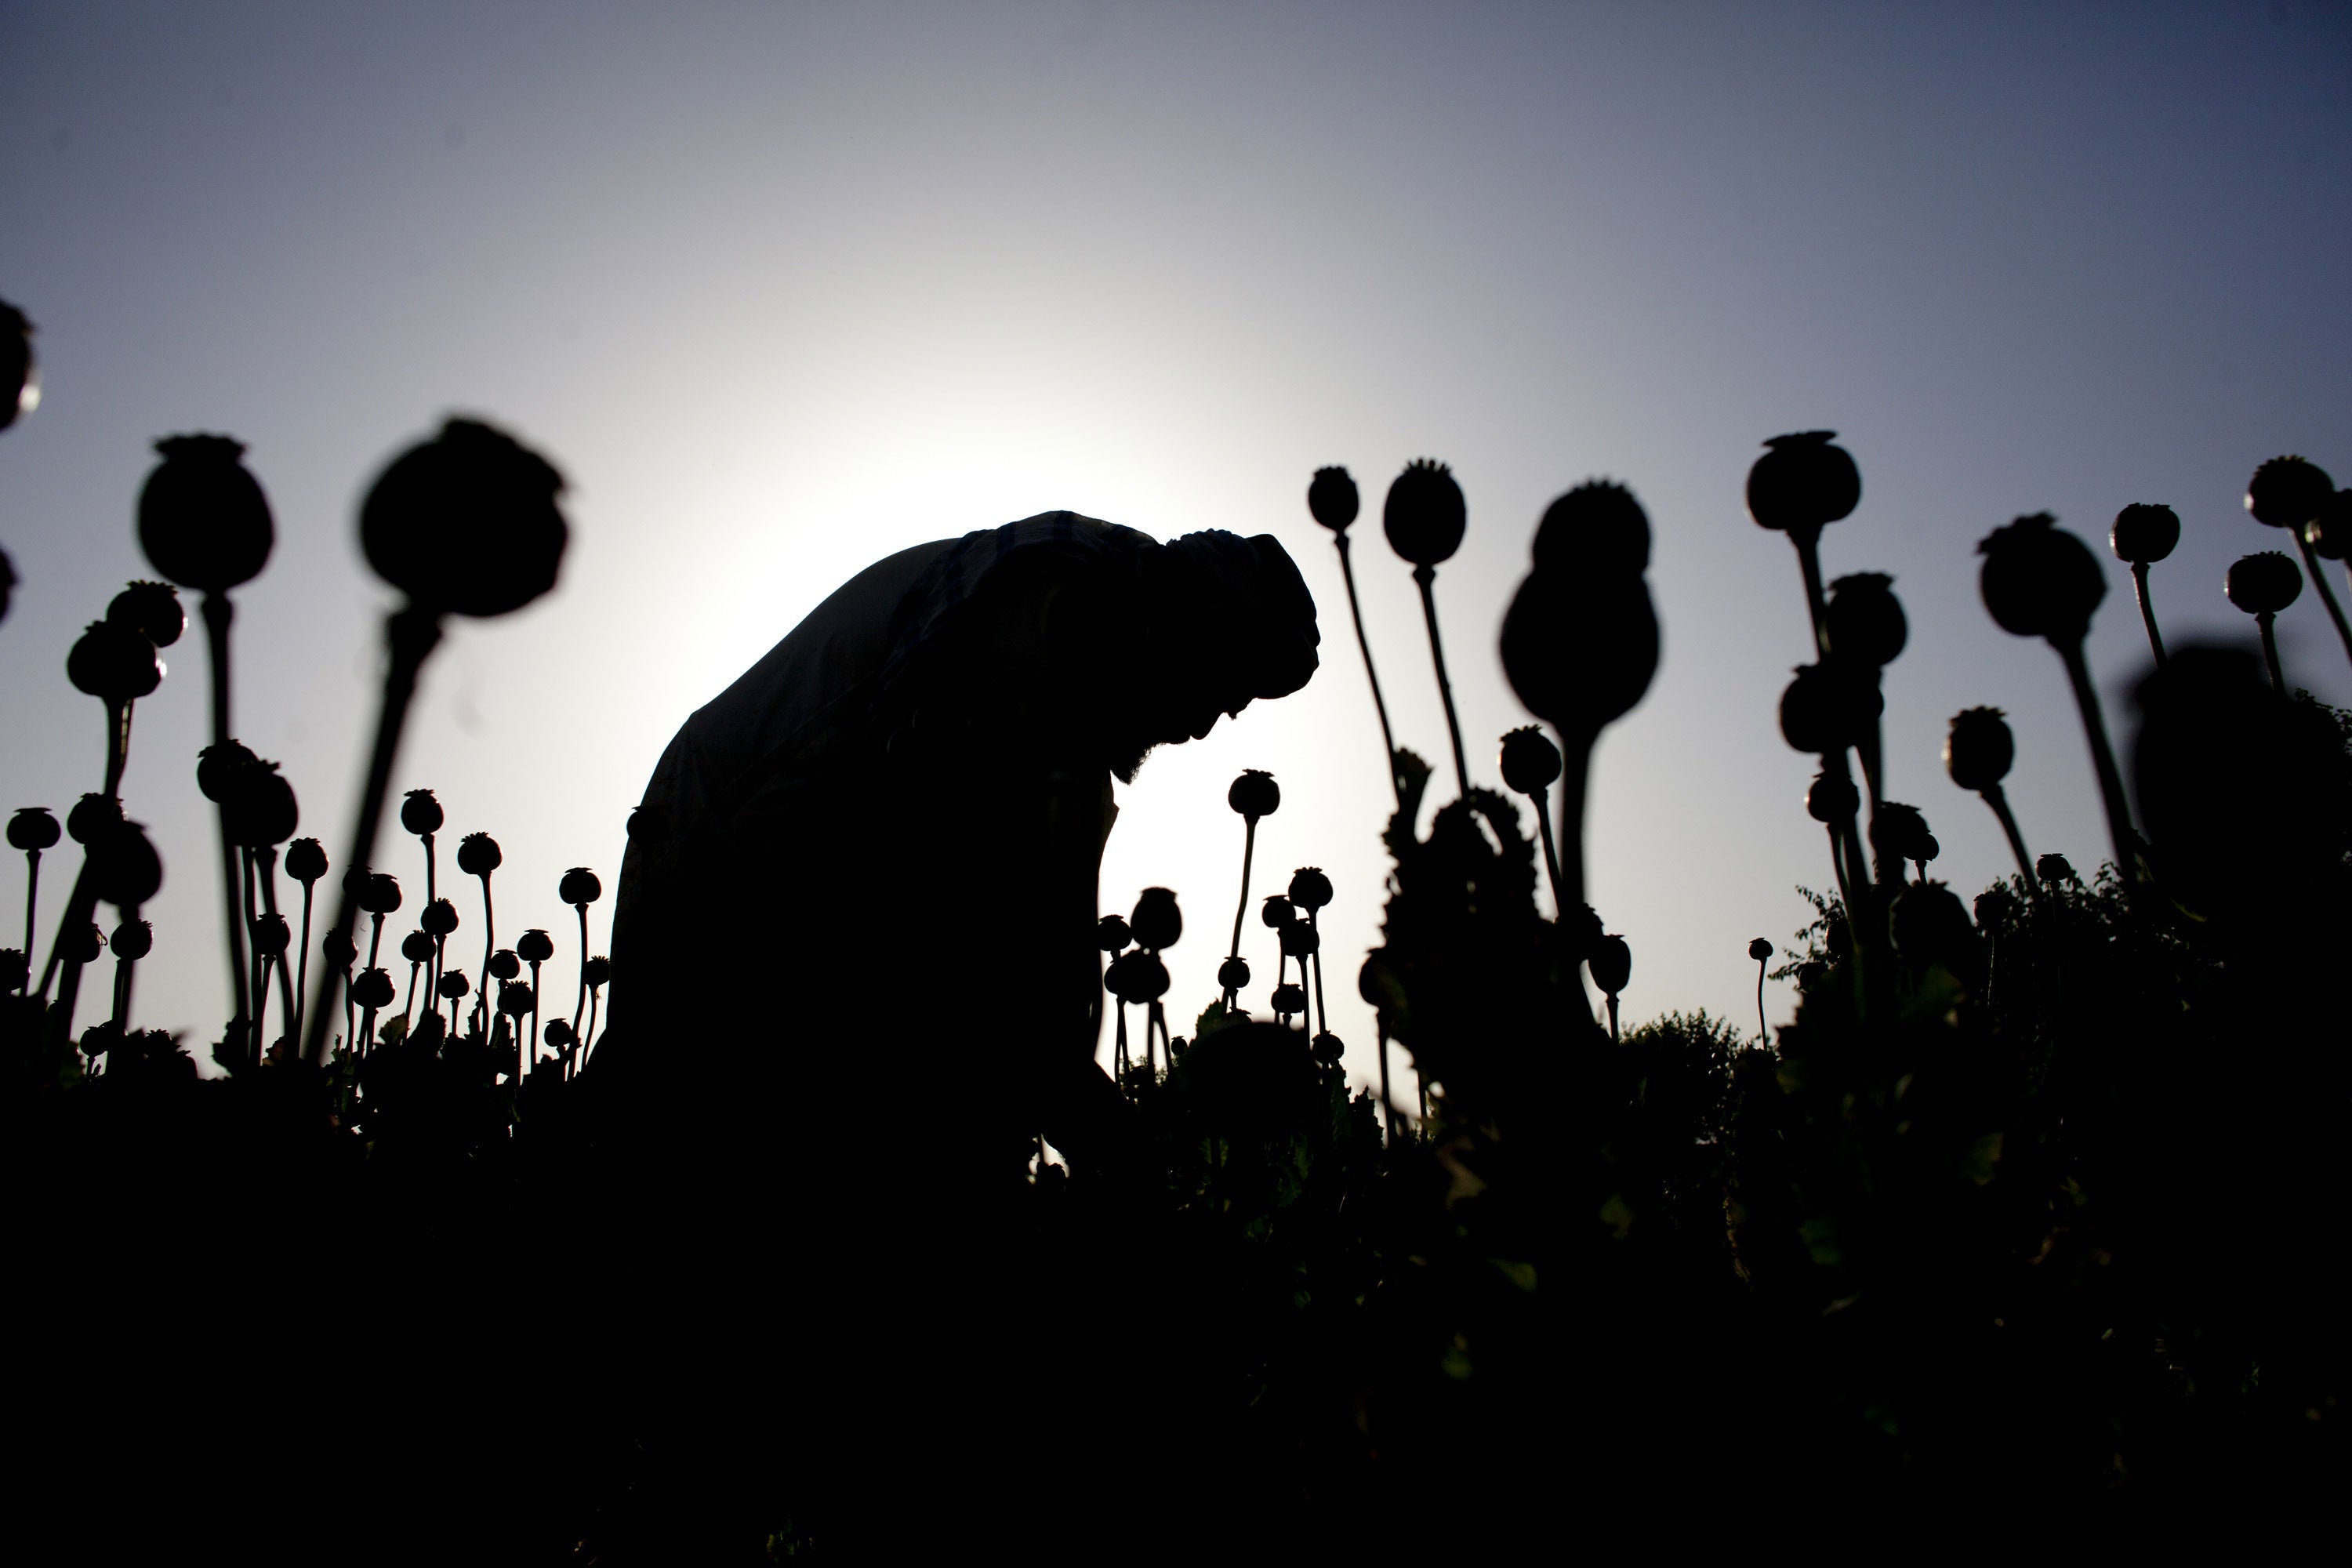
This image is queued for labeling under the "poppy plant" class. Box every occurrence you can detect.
[2245,456,2351,667]
[2110,503,2180,667]
[1308,466,1403,806]
[1385,459,1473,796]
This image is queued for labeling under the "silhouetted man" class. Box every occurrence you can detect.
[587,511,1316,1552]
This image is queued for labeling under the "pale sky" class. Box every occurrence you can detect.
[4,2,2348,1092]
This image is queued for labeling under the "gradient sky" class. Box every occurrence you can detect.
[4,1,2348,1095]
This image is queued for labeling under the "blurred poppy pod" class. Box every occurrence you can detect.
[1227,770,1279,818]
[350,967,395,1009]
[1868,801,1935,868]
[1105,949,1169,1004]
[2245,456,2335,531]
[2036,852,2077,884]
[2,299,33,430]
[67,793,122,845]
[60,924,106,966]
[436,970,470,1001]
[1780,660,1882,756]
[1130,887,1181,950]
[249,914,290,956]
[1383,459,1467,566]
[2111,503,2180,565]
[1806,768,1860,824]
[559,867,602,906]
[1498,726,1563,793]
[1217,955,1250,991]
[456,832,501,877]
[1307,466,1359,533]
[401,930,437,965]
[284,837,327,884]
[106,581,186,648]
[89,822,162,909]
[1944,708,2015,792]
[1500,570,1660,739]
[1096,914,1131,953]
[1588,935,1632,996]
[109,920,152,962]
[1824,573,1907,667]
[498,979,533,1016]
[516,928,554,964]
[221,762,299,848]
[67,621,162,704]
[8,808,60,852]
[323,928,360,968]
[2307,490,2350,560]
[1310,1031,1344,1065]
[488,949,521,982]
[419,898,459,937]
[1978,513,2107,643]
[401,789,444,837]
[137,435,275,592]
[1748,937,1773,962]
[1261,895,1296,928]
[0,949,24,993]
[1746,432,1860,535]
[581,955,612,988]
[543,1019,575,1048]
[626,805,667,844]
[361,418,568,618]
[1287,866,1333,911]
[1890,881,1976,974]
[2226,551,2302,615]
[196,740,261,803]
[1271,981,1308,1014]
[1279,920,1320,959]
[1532,481,1651,579]
[358,873,402,916]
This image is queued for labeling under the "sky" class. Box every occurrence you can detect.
[3,1,2349,1098]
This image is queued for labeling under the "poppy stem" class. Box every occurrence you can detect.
[2129,561,2168,668]
[1791,528,1831,659]
[102,699,128,799]
[583,987,602,1062]
[474,874,495,1038]
[1606,993,1619,1045]
[1412,564,1471,797]
[1308,910,1328,1041]
[291,881,314,1047]
[420,833,437,997]
[1227,816,1258,966]
[201,591,252,1057]
[1526,787,1564,915]
[22,848,41,984]
[2055,639,2138,879]
[401,960,421,1036]
[572,903,590,1040]
[1334,535,1404,808]
[2256,611,2288,695]
[1113,1000,1128,1082]
[1980,783,2041,898]
[527,960,543,1076]
[2292,530,2352,669]
[303,604,444,1068]
[1754,956,1769,1046]
[1376,1025,1394,1146]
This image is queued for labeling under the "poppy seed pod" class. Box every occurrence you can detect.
[1307,466,1359,533]
[1588,935,1632,997]
[1271,981,1308,1014]
[1261,895,1296,929]
[2226,551,2303,615]
[2111,504,2181,565]
[1944,707,2016,792]
[196,740,260,803]
[8,808,60,852]
[543,1019,575,1048]
[358,873,402,916]
[67,621,162,704]
[456,832,501,877]
[1311,1031,1344,1066]
[110,920,153,961]
[0,949,25,992]
[350,967,395,1010]
[1748,937,1773,962]
[581,955,612,988]
[1978,513,2107,644]
[67,793,122,845]
[2037,852,2076,884]
[488,949,521,982]
[1227,770,1279,819]
[419,898,459,937]
[1823,573,1907,667]
[1383,459,1468,566]
[284,837,327,884]
[400,789,443,837]
[1746,431,1860,535]
[106,581,186,648]
[1287,867,1333,911]
[1130,887,1181,951]
[1532,481,1651,579]
[516,928,554,964]
[1497,726,1563,793]
[1279,920,1321,959]
[2307,490,2350,560]
[1869,801,1936,868]
[2245,456,2335,531]
[361,418,568,618]
[1217,955,1250,991]
[60,924,106,966]
[401,930,437,965]
[1890,881,1976,972]
[1105,949,1169,1004]
[221,763,299,848]
[1779,659,1882,756]
[1806,769,1860,825]
[436,970,470,1001]
[1096,915,1131,953]
[498,979,533,1017]
[137,435,275,593]
[249,913,290,956]
[559,867,602,906]
[323,928,359,969]
[1500,568,1660,736]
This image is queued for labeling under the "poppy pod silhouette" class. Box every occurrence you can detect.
[2247,456,2352,666]
[106,580,185,649]
[2111,503,2180,666]
[458,832,501,1029]
[1944,707,2036,893]
[1588,932,1632,1042]
[2227,550,2304,693]
[1823,572,1905,811]
[401,790,444,981]
[67,619,161,799]
[1497,726,1565,909]
[1748,431,1860,654]
[560,866,601,1036]
[1748,937,1773,1042]
[283,836,326,1042]
[1223,771,1277,1003]
[516,926,554,1062]
[1385,459,1475,795]
[1307,466,1401,804]
[9,807,60,975]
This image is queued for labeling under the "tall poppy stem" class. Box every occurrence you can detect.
[474,874,495,1037]
[1528,787,1563,913]
[1308,910,1328,1040]
[1792,528,1831,657]
[2292,530,2352,668]
[1376,1025,1395,1146]
[1334,535,1403,808]
[201,591,252,1050]
[2129,561,2168,668]
[1412,564,1471,797]
[21,848,42,982]
[1754,956,1769,1046]
[1225,815,1258,985]
[2056,640,2138,878]
[303,604,444,1068]
[292,880,315,1047]
[1980,783,2041,897]
[1555,729,1597,1019]
[572,903,590,1040]
[2256,612,2288,695]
